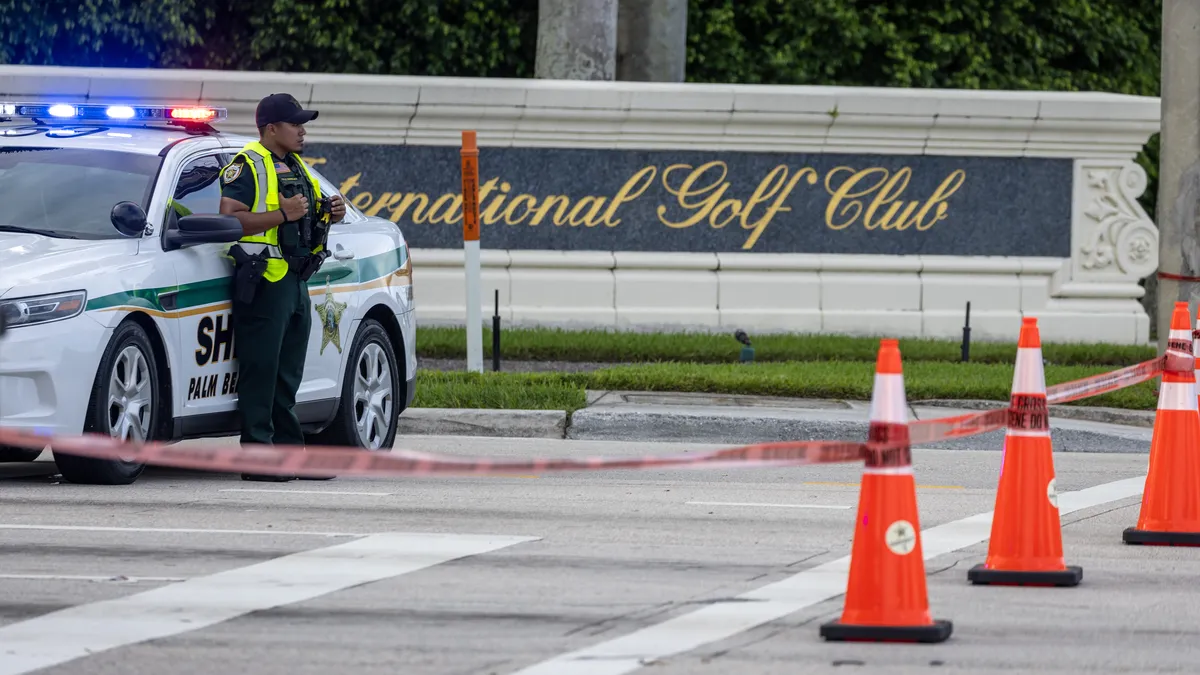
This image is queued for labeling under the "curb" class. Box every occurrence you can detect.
[397,408,567,439]
[913,399,1156,429]
[563,407,1152,454]
[398,401,1155,454]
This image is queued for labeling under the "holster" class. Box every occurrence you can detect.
[229,244,269,305]
[294,250,331,282]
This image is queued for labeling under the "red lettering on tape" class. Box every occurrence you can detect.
[1169,338,1193,356]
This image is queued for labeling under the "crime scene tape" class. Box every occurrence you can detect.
[0,423,874,478]
[0,353,1185,479]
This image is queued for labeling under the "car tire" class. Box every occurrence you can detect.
[0,446,43,462]
[53,320,159,485]
[307,318,401,451]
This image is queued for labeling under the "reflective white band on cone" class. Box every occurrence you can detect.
[868,373,908,425]
[1012,346,1047,396]
[1007,428,1051,439]
[863,466,915,476]
[1159,381,1199,412]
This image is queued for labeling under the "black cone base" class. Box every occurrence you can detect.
[819,618,952,643]
[967,563,1082,587]
[241,473,295,482]
[1123,527,1200,546]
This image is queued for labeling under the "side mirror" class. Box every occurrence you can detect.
[164,214,245,251]
[111,201,148,238]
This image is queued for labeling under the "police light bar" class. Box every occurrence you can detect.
[0,102,227,125]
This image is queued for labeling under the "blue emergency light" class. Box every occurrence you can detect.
[0,102,227,126]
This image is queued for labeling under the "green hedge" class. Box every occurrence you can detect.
[0,0,1162,213]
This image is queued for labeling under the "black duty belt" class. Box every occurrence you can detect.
[285,254,311,274]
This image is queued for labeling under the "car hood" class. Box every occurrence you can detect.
[0,233,135,297]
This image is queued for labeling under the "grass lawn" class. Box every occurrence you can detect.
[412,360,1159,413]
[417,326,1158,367]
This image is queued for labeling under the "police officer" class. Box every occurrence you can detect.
[219,93,346,481]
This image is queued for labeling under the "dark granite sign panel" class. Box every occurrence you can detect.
[301,143,1073,257]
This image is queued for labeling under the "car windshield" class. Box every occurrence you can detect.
[0,146,161,240]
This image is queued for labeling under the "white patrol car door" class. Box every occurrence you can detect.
[161,150,242,421]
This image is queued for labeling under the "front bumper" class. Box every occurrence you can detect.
[0,315,105,438]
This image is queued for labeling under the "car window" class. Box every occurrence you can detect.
[168,153,225,221]
[0,146,160,240]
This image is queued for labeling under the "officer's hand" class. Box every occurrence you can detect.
[281,193,308,221]
[330,195,347,221]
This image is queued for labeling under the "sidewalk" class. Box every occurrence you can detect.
[397,390,1156,454]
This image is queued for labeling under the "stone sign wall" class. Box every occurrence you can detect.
[305,143,1074,258]
[0,64,1163,342]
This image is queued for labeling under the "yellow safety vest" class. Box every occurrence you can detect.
[225,141,324,283]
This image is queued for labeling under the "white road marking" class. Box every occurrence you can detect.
[0,524,359,537]
[0,574,186,583]
[0,531,538,675]
[686,501,851,510]
[219,488,393,496]
[512,475,1147,675]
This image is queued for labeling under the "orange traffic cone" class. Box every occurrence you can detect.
[967,317,1082,586]
[1124,301,1200,545]
[820,339,953,644]
[1194,311,1200,413]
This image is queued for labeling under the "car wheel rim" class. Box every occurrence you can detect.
[353,342,393,450]
[107,345,152,454]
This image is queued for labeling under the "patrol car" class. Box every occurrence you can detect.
[0,101,417,485]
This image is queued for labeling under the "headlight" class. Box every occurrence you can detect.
[0,291,87,329]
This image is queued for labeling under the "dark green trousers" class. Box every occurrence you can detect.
[232,269,311,446]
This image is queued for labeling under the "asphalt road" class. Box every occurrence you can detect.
[0,434,1195,675]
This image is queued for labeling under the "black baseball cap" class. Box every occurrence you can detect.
[255,93,319,127]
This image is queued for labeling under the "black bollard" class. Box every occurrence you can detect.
[492,289,501,372]
[961,301,971,362]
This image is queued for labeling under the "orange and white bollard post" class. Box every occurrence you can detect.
[460,130,483,373]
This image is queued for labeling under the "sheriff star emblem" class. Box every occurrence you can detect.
[221,162,242,184]
[315,282,347,355]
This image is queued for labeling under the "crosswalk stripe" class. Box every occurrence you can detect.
[0,531,538,675]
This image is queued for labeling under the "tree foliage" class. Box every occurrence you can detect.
[0,0,203,68]
[167,0,541,77]
[4,0,1156,97]
[686,0,1159,96]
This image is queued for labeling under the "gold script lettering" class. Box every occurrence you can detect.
[824,167,891,231]
[311,154,966,246]
[915,170,966,231]
[740,165,819,249]
[824,166,965,232]
[600,166,656,227]
[657,161,740,230]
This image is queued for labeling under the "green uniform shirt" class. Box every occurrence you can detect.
[220,151,319,256]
